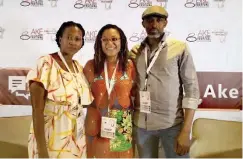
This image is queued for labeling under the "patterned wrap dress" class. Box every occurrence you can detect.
[26,53,93,158]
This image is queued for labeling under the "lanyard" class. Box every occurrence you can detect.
[144,41,166,90]
[104,60,119,112]
[57,52,82,104]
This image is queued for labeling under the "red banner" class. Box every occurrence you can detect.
[0,68,30,105]
[0,68,242,109]
[197,72,242,109]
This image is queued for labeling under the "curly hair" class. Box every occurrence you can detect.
[55,21,85,48]
[94,24,129,75]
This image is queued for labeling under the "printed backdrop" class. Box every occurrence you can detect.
[0,0,242,109]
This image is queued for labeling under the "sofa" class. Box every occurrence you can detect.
[0,116,32,158]
[190,118,242,158]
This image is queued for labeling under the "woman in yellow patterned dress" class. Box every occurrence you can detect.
[26,21,93,158]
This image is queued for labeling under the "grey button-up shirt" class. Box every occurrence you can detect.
[133,36,200,130]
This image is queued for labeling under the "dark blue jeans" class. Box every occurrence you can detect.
[133,123,189,158]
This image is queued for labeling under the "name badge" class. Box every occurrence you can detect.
[139,91,151,113]
[101,117,117,139]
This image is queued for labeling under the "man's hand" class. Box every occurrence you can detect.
[174,131,191,156]
[128,44,140,60]
[174,108,195,156]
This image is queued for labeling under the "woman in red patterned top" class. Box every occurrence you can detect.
[83,24,136,158]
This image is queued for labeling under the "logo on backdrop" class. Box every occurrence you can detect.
[47,0,58,7]
[203,84,239,99]
[0,0,3,6]
[213,0,226,8]
[128,0,152,8]
[20,0,58,7]
[154,0,168,8]
[184,0,209,8]
[0,27,5,39]
[184,0,225,8]
[84,30,98,43]
[129,30,147,42]
[74,0,97,9]
[128,0,168,8]
[129,30,170,42]
[100,0,113,10]
[186,29,227,43]
[20,28,56,41]
[212,29,228,43]
[8,76,30,100]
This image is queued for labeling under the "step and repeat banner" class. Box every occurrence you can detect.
[0,0,242,109]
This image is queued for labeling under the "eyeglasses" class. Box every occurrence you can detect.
[101,37,120,43]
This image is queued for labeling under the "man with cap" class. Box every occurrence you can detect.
[130,5,200,158]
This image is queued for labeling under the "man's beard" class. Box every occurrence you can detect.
[147,34,161,38]
[147,29,163,39]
